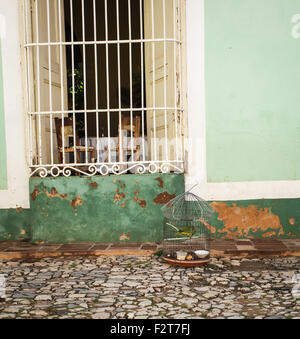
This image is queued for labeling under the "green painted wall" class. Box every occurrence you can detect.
[0,208,31,241]
[0,174,298,242]
[205,0,300,182]
[0,40,7,190]
[29,174,184,243]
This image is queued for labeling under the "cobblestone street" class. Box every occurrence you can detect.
[0,255,299,319]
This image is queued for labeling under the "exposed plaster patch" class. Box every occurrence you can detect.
[119,232,130,241]
[289,218,295,225]
[262,231,276,238]
[153,191,176,205]
[44,187,68,199]
[133,190,146,208]
[89,181,98,189]
[155,177,164,188]
[70,195,83,212]
[210,202,284,238]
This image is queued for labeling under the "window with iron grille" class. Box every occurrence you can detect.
[22,0,185,177]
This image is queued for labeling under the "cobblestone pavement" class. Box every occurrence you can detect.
[0,255,299,319]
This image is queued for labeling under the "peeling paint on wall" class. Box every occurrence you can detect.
[44,187,67,199]
[89,181,98,189]
[30,188,41,201]
[289,218,295,225]
[70,195,83,212]
[210,202,284,238]
[155,177,164,188]
[133,190,146,208]
[113,189,126,204]
[119,232,130,241]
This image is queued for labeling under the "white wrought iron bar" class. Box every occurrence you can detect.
[163,0,168,162]
[82,0,88,163]
[46,0,54,165]
[128,0,134,158]
[24,38,181,47]
[58,0,65,164]
[173,0,179,162]
[105,0,111,163]
[140,0,145,162]
[34,0,42,165]
[28,107,184,115]
[151,0,157,161]
[93,0,100,163]
[70,0,77,163]
[116,0,123,163]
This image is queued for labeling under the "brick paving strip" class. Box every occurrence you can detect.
[0,239,299,260]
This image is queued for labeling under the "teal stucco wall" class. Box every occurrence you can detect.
[205,0,300,182]
[0,174,299,242]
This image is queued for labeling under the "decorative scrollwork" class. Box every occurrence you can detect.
[30,162,184,178]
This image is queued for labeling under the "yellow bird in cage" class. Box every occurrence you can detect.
[166,223,196,238]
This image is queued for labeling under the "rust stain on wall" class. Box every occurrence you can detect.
[70,195,83,211]
[44,187,68,199]
[155,177,164,188]
[31,189,42,201]
[153,191,176,205]
[119,232,131,241]
[133,190,146,208]
[210,202,284,238]
[89,181,98,189]
[16,207,23,213]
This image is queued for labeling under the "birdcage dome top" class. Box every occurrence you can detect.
[161,191,213,222]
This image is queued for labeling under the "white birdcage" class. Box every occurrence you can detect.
[161,190,213,267]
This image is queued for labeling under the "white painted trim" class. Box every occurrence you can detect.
[185,180,300,201]
[185,0,300,201]
[185,0,206,184]
[0,0,29,208]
